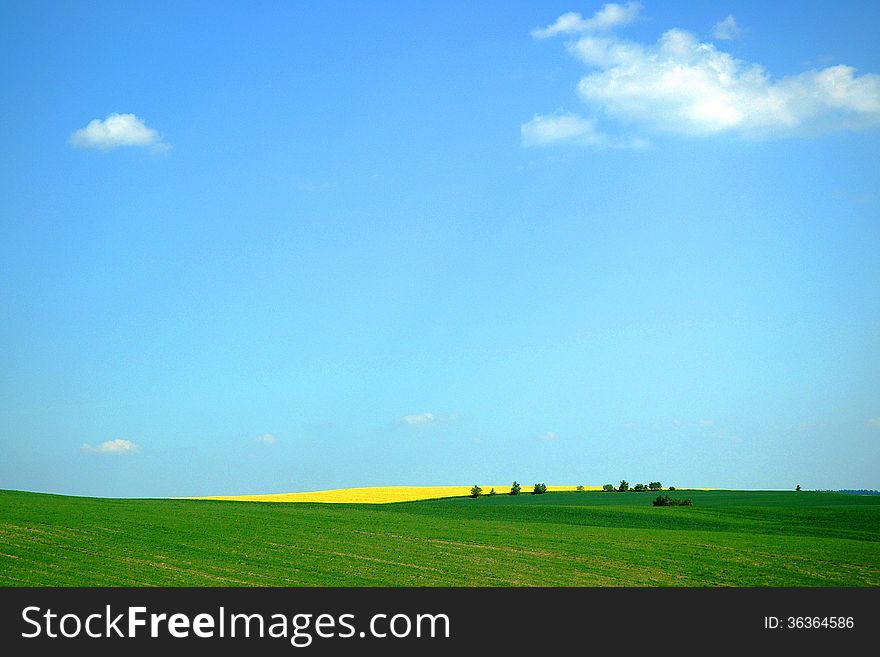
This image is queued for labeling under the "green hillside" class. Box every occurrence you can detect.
[1,489,878,586]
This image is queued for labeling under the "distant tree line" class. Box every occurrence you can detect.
[467,480,696,506]
[603,480,668,492]
[469,481,547,497]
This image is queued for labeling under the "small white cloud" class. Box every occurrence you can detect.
[699,419,715,427]
[255,433,278,444]
[402,412,436,426]
[869,417,880,427]
[70,113,168,151]
[521,112,606,146]
[532,2,642,39]
[713,15,743,41]
[521,111,647,149]
[540,431,558,441]
[81,438,140,455]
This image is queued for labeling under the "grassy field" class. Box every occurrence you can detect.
[1,489,878,586]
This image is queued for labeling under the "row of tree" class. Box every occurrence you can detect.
[469,481,682,498]
[470,481,547,497]
[603,481,671,492]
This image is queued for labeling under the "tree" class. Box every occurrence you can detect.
[618,480,629,492]
[796,484,801,492]
[602,483,615,492]
[488,487,496,496]
[576,485,585,492]
[532,482,547,494]
[470,485,482,498]
[649,482,662,491]
[509,481,521,496]
[668,486,676,491]
[633,483,646,491]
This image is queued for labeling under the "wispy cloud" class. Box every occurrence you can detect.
[528,7,880,142]
[532,2,642,39]
[539,431,558,441]
[713,15,743,41]
[402,412,436,426]
[254,433,278,444]
[70,113,169,152]
[521,112,605,146]
[869,417,880,428]
[81,438,140,455]
[294,178,336,193]
[521,111,648,149]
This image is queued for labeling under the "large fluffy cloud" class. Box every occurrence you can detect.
[572,28,880,136]
[525,4,880,144]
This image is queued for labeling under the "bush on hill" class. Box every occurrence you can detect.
[652,495,692,507]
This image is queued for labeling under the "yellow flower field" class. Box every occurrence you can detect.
[192,485,601,504]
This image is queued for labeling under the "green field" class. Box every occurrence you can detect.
[1,489,878,586]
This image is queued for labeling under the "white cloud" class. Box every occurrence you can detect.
[295,179,336,193]
[521,112,649,149]
[869,417,880,427]
[573,28,880,136]
[532,2,642,39]
[70,113,168,151]
[521,112,607,146]
[713,15,743,41]
[530,9,880,141]
[254,433,278,444]
[540,431,558,441]
[81,438,140,455]
[402,412,436,426]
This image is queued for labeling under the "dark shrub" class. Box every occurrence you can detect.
[653,494,692,507]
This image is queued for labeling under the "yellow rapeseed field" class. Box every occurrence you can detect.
[193,484,600,504]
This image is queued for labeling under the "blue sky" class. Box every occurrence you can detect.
[1,1,878,497]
